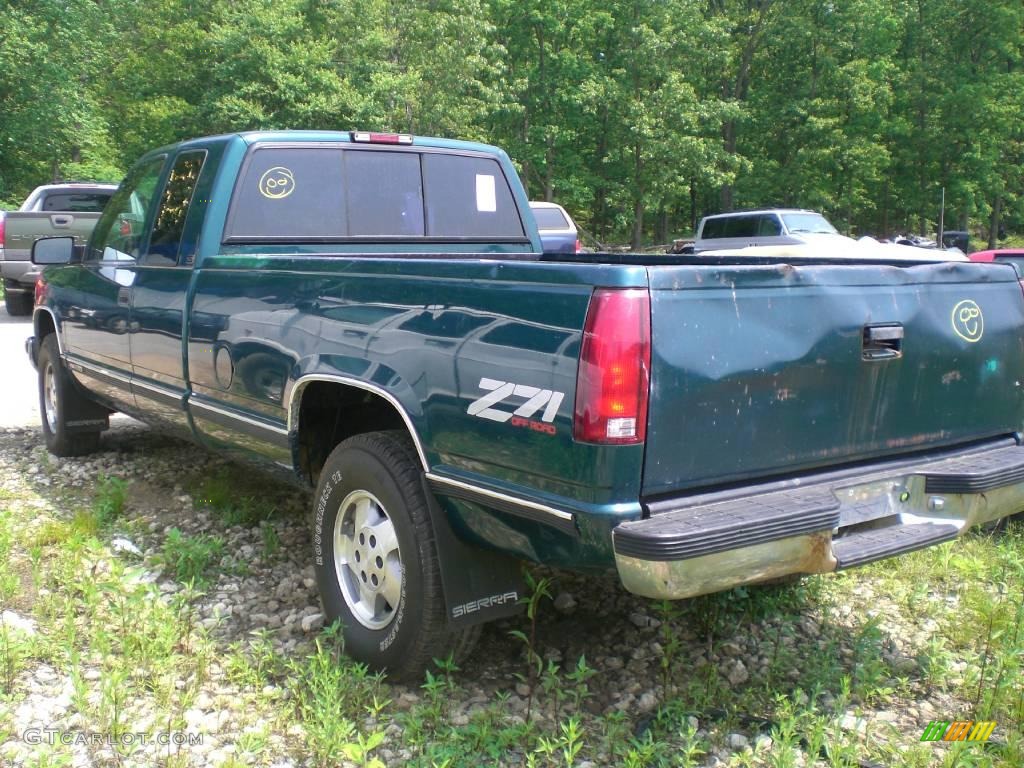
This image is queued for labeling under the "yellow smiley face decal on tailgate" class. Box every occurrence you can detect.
[951,299,983,343]
[259,166,295,199]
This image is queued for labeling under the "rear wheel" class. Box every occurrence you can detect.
[37,335,102,456]
[311,430,480,681]
[4,291,32,317]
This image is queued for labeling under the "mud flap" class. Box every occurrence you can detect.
[62,360,111,432]
[421,479,525,629]
[63,394,110,433]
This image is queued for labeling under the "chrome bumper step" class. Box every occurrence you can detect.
[833,521,960,569]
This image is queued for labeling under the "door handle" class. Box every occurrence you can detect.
[50,215,72,227]
[863,323,903,360]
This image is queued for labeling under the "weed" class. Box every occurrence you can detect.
[194,467,276,527]
[421,655,461,732]
[565,655,596,711]
[849,615,894,703]
[290,622,386,766]
[508,570,553,722]
[339,730,386,768]
[160,528,224,587]
[0,614,31,694]
[95,474,128,525]
[234,725,271,760]
[654,599,684,701]
[261,521,281,557]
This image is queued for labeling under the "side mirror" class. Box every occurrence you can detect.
[32,236,75,265]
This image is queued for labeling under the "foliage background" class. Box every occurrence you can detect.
[1,0,1022,247]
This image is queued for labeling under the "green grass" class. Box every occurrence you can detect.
[192,466,278,528]
[2,450,1023,766]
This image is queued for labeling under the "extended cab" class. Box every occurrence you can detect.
[1,183,117,315]
[27,131,1024,678]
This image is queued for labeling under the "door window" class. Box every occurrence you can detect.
[145,151,207,266]
[88,157,166,262]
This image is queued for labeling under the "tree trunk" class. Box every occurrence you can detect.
[544,134,554,201]
[656,207,669,245]
[988,196,1002,249]
[631,198,644,251]
[689,180,697,233]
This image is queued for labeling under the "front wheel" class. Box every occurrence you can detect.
[37,335,103,456]
[311,431,480,681]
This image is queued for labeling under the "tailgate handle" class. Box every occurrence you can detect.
[50,214,73,227]
[863,323,903,360]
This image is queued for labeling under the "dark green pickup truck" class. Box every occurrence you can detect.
[26,130,1024,678]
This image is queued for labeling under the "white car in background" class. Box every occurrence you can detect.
[694,209,853,253]
[529,201,580,254]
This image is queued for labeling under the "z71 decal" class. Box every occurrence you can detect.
[467,378,565,435]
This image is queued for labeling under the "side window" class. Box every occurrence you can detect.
[88,157,166,262]
[758,215,782,236]
[145,151,206,266]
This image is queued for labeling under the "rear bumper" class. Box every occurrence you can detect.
[613,439,1024,599]
[2,260,40,292]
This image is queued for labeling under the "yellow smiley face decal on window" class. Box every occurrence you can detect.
[259,166,295,199]
[951,299,983,343]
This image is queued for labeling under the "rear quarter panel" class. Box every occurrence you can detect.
[185,256,650,568]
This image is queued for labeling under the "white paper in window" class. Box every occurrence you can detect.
[475,174,497,212]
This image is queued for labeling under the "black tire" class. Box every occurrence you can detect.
[37,335,102,456]
[311,430,480,681]
[4,291,32,317]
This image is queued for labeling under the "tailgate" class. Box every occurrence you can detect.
[643,261,1024,496]
[2,211,102,259]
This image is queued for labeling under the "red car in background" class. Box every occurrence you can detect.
[968,249,1024,286]
[968,249,1024,269]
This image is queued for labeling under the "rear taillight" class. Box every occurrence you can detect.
[574,288,651,444]
[0,213,5,247]
[575,238,582,253]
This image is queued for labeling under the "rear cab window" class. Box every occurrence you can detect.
[224,144,527,243]
[41,192,113,212]
[533,208,570,230]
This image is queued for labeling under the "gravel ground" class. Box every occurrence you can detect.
[0,421,990,766]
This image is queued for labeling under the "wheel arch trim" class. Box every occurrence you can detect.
[33,307,63,356]
[286,373,430,471]
[286,373,576,528]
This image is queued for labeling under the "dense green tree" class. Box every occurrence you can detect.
[2,0,1023,244]
[0,0,122,203]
